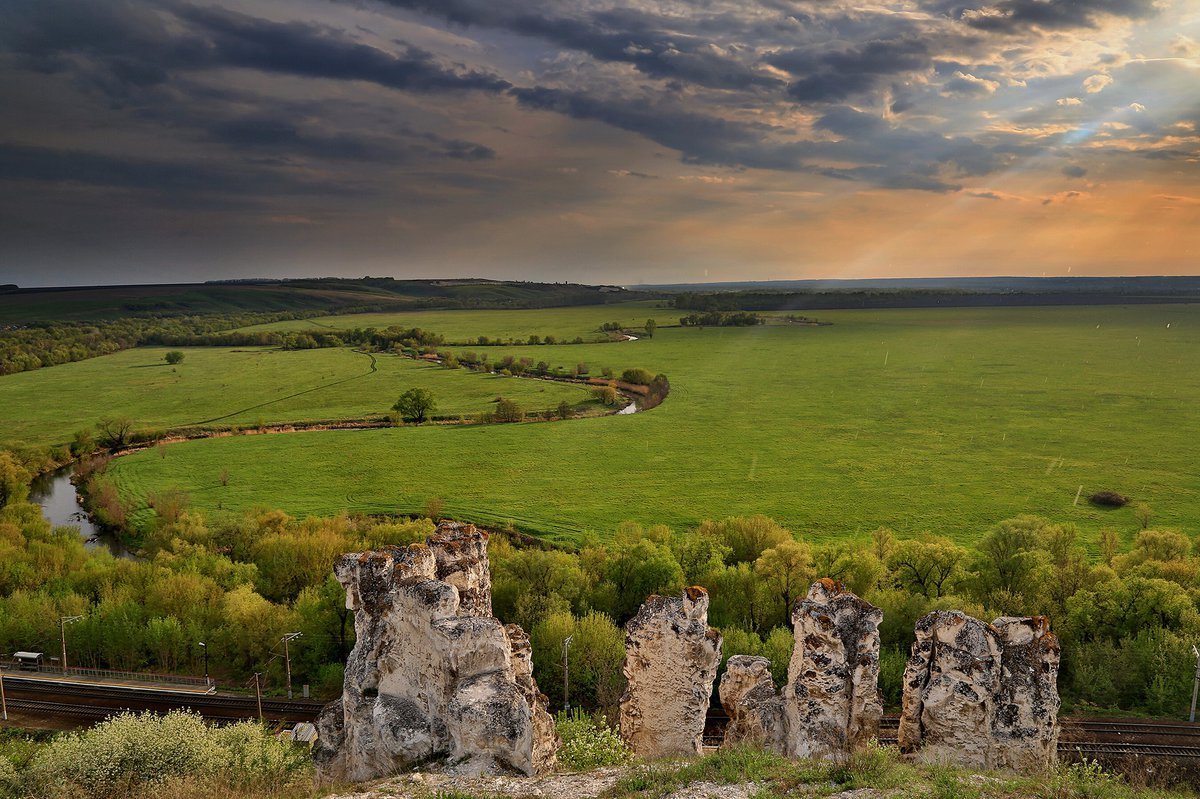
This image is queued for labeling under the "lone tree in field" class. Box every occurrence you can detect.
[164,350,185,365]
[493,397,525,423]
[392,388,437,423]
[645,319,656,337]
[97,417,136,450]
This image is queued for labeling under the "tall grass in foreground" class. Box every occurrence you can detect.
[601,743,1197,799]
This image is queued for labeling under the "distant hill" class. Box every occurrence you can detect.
[0,278,647,324]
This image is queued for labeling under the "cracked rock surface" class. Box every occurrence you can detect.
[784,579,885,759]
[718,580,883,760]
[619,587,723,758]
[898,611,1059,770]
[313,522,558,785]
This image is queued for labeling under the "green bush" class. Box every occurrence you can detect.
[554,710,632,771]
[620,367,654,385]
[26,711,308,799]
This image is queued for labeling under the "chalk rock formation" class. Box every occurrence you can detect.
[899,611,1060,771]
[784,579,885,759]
[717,581,883,759]
[991,616,1061,771]
[718,656,786,752]
[313,523,558,785]
[619,587,722,758]
[899,610,1003,768]
[505,623,560,775]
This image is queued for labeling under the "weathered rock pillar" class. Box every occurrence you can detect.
[717,581,883,760]
[991,616,1061,771]
[313,522,558,785]
[899,610,1003,768]
[719,655,787,752]
[784,579,884,759]
[899,610,1060,771]
[620,587,722,758]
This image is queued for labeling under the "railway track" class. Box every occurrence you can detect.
[3,676,322,724]
[703,712,1200,759]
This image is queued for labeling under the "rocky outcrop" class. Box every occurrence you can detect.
[313,523,558,785]
[717,580,882,760]
[784,579,884,759]
[899,610,1002,768]
[506,624,561,775]
[991,616,1061,771]
[898,611,1059,770]
[619,587,722,758]
[718,656,786,752]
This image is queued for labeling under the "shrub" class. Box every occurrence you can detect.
[554,710,632,771]
[27,711,308,799]
[592,386,620,406]
[557,400,574,419]
[1089,491,1129,508]
[164,351,185,365]
[211,720,310,791]
[621,367,654,385]
[494,398,525,423]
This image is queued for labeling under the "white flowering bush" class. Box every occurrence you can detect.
[26,711,309,799]
[554,710,632,771]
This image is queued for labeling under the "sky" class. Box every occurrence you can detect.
[0,0,1198,287]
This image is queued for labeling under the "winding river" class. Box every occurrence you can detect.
[29,466,132,557]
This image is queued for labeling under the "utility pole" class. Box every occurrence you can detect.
[1,656,7,722]
[197,641,208,685]
[562,635,573,712]
[1190,645,1200,724]
[253,673,263,722]
[281,633,302,700]
[59,615,82,674]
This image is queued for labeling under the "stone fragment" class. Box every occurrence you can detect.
[619,587,723,758]
[313,522,557,785]
[991,616,1061,771]
[718,655,786,753]
[784,579,884,759]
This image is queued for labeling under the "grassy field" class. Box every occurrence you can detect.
[103,303,1200,548]
[235,299,670,342]
[0,346,592,448]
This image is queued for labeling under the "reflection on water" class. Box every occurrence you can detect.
[29,466,133,558]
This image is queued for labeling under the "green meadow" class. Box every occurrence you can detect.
[103,303,1200,548]
[235,299,668,342]
[0,345,591,449]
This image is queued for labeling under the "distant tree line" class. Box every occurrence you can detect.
[679,311,763,327]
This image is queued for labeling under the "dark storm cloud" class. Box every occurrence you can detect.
[771,38,935,102]
[174,5,512,93]
[370,0,780,90]
[512,86,994,193]
[3,0,512,99]
[952,0,1160,32]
